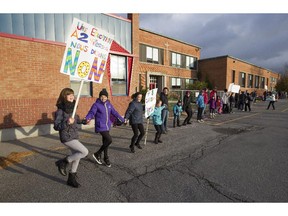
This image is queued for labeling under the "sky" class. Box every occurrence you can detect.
[137,13,288,74]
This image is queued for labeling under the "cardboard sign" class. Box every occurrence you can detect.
[145,88,158,118]
[228,83,241,93]
[60,18,114,83]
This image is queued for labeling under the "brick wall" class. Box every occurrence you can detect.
[138,29,200,90]
[0,34,132,130]
[199,56,280,94]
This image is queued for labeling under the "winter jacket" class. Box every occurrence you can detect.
[203,91,209,104]
[209,99,216,109]
[196,95,205,108]
[183,95,193,110]
[151,106,165,125]
[173,104,183,116]
[54,109,81,143]
[86,98,124,132]
[124,99,144,125]
[160,92,169,110]
[222,92,229,104]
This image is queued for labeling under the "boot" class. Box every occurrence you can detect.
[55,157,69,176]
[154,133,158,144]
[129,142,135,153]
[158,134,163,143]
[67,172,80,188]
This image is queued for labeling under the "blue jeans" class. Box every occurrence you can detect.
[161,109,169,132]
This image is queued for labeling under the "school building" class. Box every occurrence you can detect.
[198,55,280,94]
[0,13,201,141]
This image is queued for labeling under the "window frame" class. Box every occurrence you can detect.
[110,54,128,96]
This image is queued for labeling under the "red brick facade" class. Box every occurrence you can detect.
[0,33,134,131]
[138,28,201,91]
[198,56,280,94]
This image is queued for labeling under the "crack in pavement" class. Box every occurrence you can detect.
[114,126,260,202]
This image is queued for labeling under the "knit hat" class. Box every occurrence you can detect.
[99,88,108,98]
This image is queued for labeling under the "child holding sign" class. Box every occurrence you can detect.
[54,88,89,188]
[85,89,124,167]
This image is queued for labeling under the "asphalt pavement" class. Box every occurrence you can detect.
[0,99,288,203]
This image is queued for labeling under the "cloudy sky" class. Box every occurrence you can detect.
[137,13,288,74]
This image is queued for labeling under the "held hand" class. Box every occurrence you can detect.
[68,117,75,125]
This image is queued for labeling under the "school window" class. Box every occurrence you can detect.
[239,72,246,87]
[171,77,181,89]
[139,44,163,65]
[248,74,253,88]
[171,52,181,68]
[186,56,197,70]
[232,70,235,83]
[255,75,260,88]
[260,77,265,89]
[110,55,127,96]
[70,78,92,97]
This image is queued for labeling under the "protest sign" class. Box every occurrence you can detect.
[59,18,114,118]
[231,84,241,93]
[144,88,158,145]
[228,83,241,93]
[60,18,114,83]
[144,88,158,118]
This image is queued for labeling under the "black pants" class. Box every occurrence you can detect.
[197,107,204,120]
[183,108,192,124]
[130,123,145,147]
[222,104,229,113]
[229,102,234,113]
[97,131,112,159]
[267,101,275,110]
[245,103,251,111]
[173,115,180,127]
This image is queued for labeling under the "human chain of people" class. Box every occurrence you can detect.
[52,86,281,188]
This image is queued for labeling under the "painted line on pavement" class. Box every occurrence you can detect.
[281,107,288,112]
[209,113,260,126]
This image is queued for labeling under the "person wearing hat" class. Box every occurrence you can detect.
[85,88,125,167]
[173,99,183,127]
[124,92,145,153]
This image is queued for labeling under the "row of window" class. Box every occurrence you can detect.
[232,70,269,89]
[72,44,199,96]
[140,44,198,70]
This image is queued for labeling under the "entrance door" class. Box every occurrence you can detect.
[149,75,163,94]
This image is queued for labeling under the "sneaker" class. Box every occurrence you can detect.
[200,119,204,122]
[197,120,201,123]
[104,158,111,168]
[92,153,102,165]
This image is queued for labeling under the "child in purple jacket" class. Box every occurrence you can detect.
[85,89,124,167]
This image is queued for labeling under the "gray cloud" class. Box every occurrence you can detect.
[139,13,288,73]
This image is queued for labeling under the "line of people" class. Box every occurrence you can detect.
[53,86,276,188]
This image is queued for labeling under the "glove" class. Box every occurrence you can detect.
[81,119,88,125]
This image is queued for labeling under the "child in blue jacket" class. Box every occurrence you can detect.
[196,90,205,123]
[173,100,183,127]
[151,99,166,144]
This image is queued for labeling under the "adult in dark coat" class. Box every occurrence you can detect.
[182,91,193,125]
[160,87,169,133]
